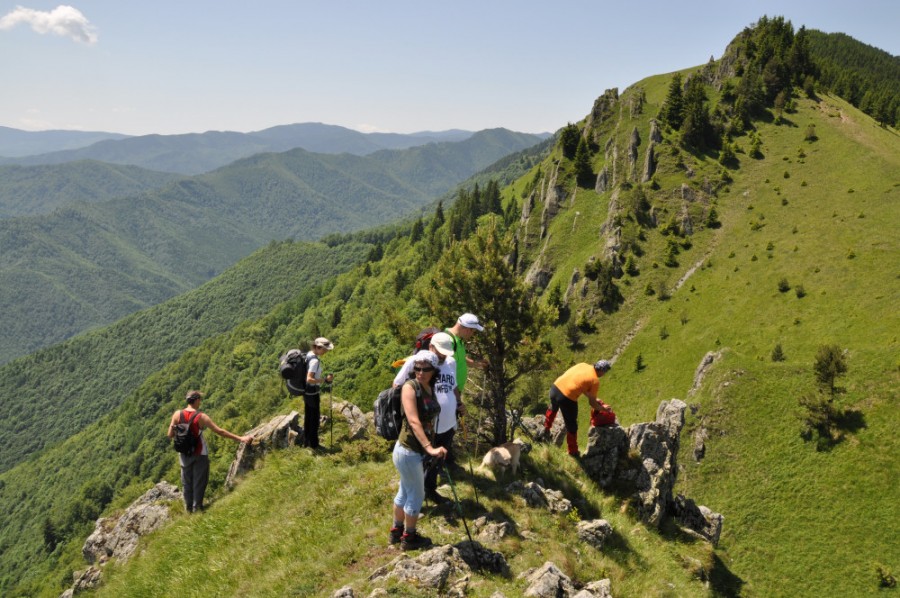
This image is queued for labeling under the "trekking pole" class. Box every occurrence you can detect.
[328,379,334,449]
[441,463,474,545]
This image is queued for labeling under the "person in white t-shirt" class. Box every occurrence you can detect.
[393,332,462,504]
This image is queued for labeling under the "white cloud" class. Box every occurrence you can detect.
[0,5,98,45]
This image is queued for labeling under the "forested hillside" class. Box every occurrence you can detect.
[0,128,544,363]
[0,161,182,218]
[0,239,369,473]
[0,15,896,598]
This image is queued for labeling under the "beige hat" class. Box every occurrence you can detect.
[313,337,334,350]
[430,332,455,357]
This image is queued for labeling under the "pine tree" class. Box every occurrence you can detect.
[660,73,685,130]
[420,216,551,444]
[574,137,594,188]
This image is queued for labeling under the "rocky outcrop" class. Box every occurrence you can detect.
[369,544,473,594]
[595,165,610,193]
[225,411,303,488]
[585,88,619,141]
[333,400,369,440]
[649,118,662,143]
[581,399,722,543]
[519,561,612,598]
[642,142,656,183]
[82,481,181,566]
[506,479,573,514]
[689,351,721,396]
[627,127,641,180]
[673,494,723,546]
[576,519,614,551]
[581,424,628,488]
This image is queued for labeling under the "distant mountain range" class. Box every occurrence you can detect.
[0,122,549,175]
[0,128,549,363]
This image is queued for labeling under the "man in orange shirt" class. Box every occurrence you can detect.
[543,360,613,456]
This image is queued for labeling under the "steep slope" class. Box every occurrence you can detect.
[0,239,369,473]
[0,129,543,363]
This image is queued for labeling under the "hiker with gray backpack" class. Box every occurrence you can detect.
[167,390,252,513]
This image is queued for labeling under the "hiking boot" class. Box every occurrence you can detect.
[389,525,404,545]
[400,530,433,551]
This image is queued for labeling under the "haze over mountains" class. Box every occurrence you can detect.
[0,126,547,363]
[0,122,529,175]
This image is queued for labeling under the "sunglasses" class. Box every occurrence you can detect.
[413,366,435,373]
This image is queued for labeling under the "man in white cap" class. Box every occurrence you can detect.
[303,337,334,450]
[445,313,488,397]
[393,332,461,504]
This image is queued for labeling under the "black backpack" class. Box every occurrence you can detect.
[279,349,309,396]
[374,382,422,441]
[173,410,201,454]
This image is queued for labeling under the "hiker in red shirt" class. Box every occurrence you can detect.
[543,360,613,456]
[167,390,253,512]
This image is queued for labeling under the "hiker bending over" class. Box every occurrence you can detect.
[393,332,461,505]
[543,360,613,457]
[303,337,334,450]
[167,390,252,513]
[390,351,447,551]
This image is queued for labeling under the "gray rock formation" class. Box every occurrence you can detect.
[576,519,614,550]
[369,544,471,594]
[82,481,181,566]
[225,411,303,488]
[581,424,628,487]
[595,165,609,193]
[673,494,724,546]
[642,142,656,183]
[506,479,573,514]
[519,561,612,598]
[649,118,662,143]
[332,400,369,440]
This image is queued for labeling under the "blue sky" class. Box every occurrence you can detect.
[1,1,897,136]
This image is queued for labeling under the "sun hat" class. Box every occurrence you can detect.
[429,332,455,357]
[412,350,439,369]
[457,313,484,331]
[313,337,334,350]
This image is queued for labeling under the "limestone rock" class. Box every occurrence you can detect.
[370,544,471,593]
[674,494,723,546]
[520,562,576,598]
[226,411,302,488]
[576,519,614,550]
[333,400,369,440]
[582,425,628,488]
[506,479,572,514]
[82,481,181,565]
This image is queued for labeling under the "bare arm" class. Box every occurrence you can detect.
[166,411,180,438]
[401,385,447,459]
[200,414,252,444]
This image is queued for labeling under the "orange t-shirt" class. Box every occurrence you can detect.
[553,363,599,401]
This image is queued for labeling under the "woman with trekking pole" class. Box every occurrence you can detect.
[389,350,447,551]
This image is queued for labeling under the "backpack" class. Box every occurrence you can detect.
[279,349,309,396]
[173,410,202,454]
[414,327,441,353]
[374,382,422,441]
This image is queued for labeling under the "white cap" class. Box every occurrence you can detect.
[412,350,439,369]
[313,337,334,350]
[457,313,484,331]
[430,332,455,357]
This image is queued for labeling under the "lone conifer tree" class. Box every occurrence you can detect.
[420,216,550,444]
